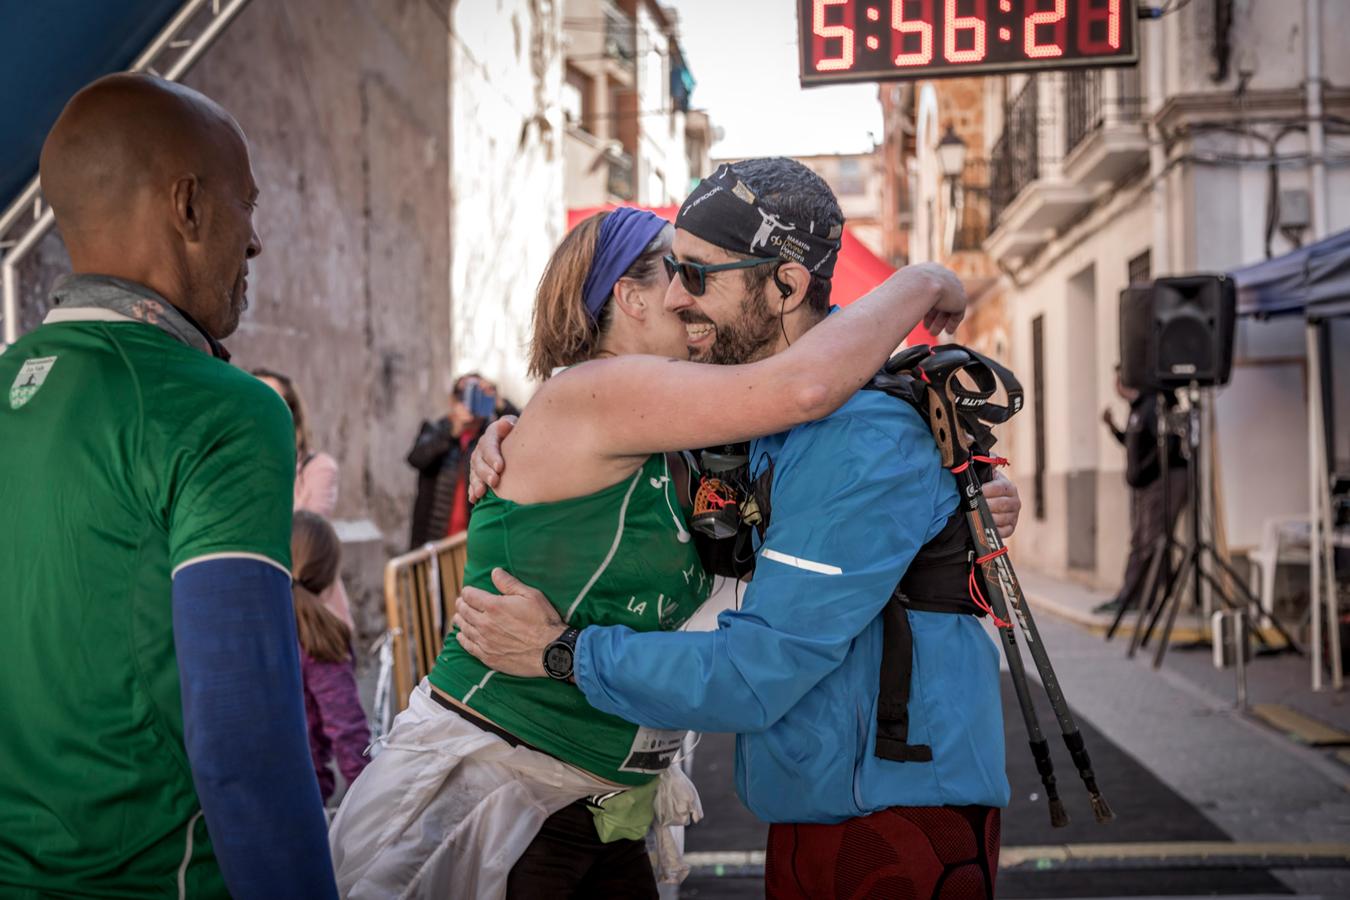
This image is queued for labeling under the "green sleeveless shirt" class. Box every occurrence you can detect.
[429,452,711,785]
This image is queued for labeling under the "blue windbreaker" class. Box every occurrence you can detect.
[574,389,1010,823]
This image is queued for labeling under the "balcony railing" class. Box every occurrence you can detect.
[1064,68,1145,159]
[604,5,636,64]
[607,151,634,200]
[989,78,1040,230]
[1064,70,1103,155]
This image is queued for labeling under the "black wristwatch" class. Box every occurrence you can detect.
[542,627,581,681]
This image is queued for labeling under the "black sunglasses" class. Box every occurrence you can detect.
[662,254,779,297]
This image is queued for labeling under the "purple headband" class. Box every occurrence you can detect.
[581,207,669,321]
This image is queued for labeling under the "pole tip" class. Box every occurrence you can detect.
[1090,793,1115,823]
[1049,797,1070,828]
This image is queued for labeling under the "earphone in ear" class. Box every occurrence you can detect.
[774,265,793,348]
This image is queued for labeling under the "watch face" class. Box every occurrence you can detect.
[544,643,573,679]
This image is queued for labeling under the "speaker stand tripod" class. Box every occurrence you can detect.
[1113,386,1301,665]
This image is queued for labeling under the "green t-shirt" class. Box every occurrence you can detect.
[0,312,295,898]
[430,452,712,785]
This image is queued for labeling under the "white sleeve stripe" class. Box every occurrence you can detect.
[760,548,843,576]
[172,552,291,579]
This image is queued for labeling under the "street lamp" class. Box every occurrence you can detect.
[936,124,967,207]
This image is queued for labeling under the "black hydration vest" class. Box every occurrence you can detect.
[691,408,993,766]
[874,506,986,763]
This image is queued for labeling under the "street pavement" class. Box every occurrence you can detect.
[675,570,1350,899]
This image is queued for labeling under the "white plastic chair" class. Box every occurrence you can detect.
[1247,516,1312,615]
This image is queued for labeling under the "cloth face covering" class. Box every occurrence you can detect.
[675,164,842,278]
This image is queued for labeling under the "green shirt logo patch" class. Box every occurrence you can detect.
[9,356,57,409]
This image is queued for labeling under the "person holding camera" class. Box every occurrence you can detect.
[1097,367,1188,615]
[405,373,497,548]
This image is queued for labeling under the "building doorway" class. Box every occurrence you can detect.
[1066,264,1100,571]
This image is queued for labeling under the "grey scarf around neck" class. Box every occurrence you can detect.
[50,274,227,360]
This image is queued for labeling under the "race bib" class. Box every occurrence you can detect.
[619,727,686,773]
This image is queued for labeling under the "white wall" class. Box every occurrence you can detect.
[634,3,687,205]
[1166,1,1350,96]
[450,0,564,404]
[1005,197,1153,583]
[1182,132,1323,554]
[1065,265,1101,474]
[910,83,942,265]
[1334,320,1350,472]
[1214,357,1310,552]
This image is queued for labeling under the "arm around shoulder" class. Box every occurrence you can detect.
[552,264,964,459]
[576,412,942,733]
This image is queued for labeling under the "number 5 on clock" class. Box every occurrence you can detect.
[813,0,856,72]
[893,0,934,67]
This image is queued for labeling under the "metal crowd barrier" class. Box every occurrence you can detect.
[381,532,468,715]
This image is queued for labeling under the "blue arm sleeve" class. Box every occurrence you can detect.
[575,411,948,734]
[173,557,338,900]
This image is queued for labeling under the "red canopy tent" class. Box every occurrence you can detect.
[567,205,934,345]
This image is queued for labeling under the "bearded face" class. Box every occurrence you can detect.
[679,281,780,366]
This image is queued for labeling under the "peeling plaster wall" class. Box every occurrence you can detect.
[449,0,563,404]
[180,0,455,652]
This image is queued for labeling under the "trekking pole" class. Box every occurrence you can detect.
[909,350,1068,828]
[955,464,1115,824]
[920,348,1114,825]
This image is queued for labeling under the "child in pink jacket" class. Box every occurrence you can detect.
[291,511,370,802]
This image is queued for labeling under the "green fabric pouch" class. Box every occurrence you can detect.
[587,776,660,843]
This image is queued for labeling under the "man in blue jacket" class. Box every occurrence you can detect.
[456,159,1014,899]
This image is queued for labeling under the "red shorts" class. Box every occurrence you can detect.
[765,805,1000,900]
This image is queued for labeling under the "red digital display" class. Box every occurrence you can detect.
[800,0,1138,85]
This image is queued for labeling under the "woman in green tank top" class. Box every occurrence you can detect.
[329,204,969,899]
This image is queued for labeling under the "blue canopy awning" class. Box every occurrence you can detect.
[1232,228,1350,320]
[0,0,186,211]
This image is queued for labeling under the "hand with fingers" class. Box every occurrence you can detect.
[904,262,968,336]
[984,469,1022,540]
[453,567,563,678]
[467,415,516,503]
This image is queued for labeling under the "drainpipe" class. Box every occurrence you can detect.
[1146,13,1170,274]
[1306,0,1328,240]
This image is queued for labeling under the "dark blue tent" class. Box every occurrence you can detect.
[1232,229,1349,689]
[1232,227,1350,321]
[0,0,186,210]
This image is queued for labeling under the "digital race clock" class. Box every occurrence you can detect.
[798,0,1139,85]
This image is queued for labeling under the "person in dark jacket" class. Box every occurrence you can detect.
[407,374,495,548]
[1098,368,1188,614]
